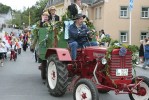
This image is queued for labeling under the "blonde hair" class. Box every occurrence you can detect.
[42,11,49,16]
[48,6,56,11]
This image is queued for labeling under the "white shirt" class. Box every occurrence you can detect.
[4,45,7,52]
[0,43,5,53]
[10,44,16,51]
[75,3,82,14]
[18,41,22,48]
[101,34,105,40]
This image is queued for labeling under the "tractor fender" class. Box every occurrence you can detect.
[45,48,72,61]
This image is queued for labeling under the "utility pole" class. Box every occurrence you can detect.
[129,0,134,45]
[29,11,31,29]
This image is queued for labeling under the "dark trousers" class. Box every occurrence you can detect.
[23,43,27,51]
[18,48,21,54]
[10,50,16,60]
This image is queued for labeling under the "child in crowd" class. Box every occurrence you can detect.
[18,39,22,54]
[10,41,17,61]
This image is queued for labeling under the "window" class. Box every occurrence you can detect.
[120,32,128,42]
[99,7,102,18]
[95,8,98,19]
[141,32,148,40]
[95,7,101,19]
[141,7,149,18]
[120,6,128,18]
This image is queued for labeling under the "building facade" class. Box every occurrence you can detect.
[0,10,13,29]
[45,0,93,16]
[91,0,149,45]
[46,0,149,45]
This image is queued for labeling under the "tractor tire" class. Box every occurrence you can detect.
[129,76,149,100]
[38,57,42,63]
[41,60,47,80]
[47,54,68,97]
[98,90,110,94]
[73,78,99,100]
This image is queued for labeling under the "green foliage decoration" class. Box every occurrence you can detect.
[104,40,139,87]
[101,36,111,43]
[106,40,139,60]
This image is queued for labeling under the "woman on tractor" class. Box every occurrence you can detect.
[68,14,98,60]
[48,6,59,22]
[39,11,50,27]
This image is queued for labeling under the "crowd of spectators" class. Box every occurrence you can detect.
[0,31,30,66]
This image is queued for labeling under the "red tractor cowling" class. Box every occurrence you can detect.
[46,46,149,100]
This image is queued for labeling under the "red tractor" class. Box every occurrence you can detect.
[45,46,149,100]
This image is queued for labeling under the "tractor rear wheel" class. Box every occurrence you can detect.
[47,54,68,97]
[129,76,149,100]
[73,78,99,100]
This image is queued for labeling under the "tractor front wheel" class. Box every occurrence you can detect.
[73,78,99,100]
[47,54,68,97]
[129,76,149,100]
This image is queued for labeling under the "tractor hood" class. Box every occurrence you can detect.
[83,46,107,61]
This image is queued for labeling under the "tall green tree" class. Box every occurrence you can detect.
[22,0,49,25]
[7,0,49,28]
[0,3,11,13]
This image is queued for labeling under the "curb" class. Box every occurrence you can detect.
[136,63,149,69]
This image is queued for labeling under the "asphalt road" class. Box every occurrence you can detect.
[0,49,148,100]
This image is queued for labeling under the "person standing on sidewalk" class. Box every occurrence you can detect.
[139,40,144,63]
[142,41,149,69]
[0,38,5,66]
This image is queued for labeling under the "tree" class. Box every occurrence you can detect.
[8,0,48,28]
[22,0,49,25]
[6,0,49,29]
[0,3,11,13]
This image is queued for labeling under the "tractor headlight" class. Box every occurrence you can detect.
[101,58,107,65]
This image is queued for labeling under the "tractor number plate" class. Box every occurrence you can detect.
[116,69,128,76]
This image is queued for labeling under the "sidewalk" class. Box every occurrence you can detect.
[136,63,143,68]
[136,63,149,69]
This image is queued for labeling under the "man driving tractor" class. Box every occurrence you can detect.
[68,14,98,60]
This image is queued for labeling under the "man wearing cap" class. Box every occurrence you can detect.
[68,14,98,60]
[48,6,59,21]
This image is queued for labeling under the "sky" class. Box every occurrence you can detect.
[0,0,39,11]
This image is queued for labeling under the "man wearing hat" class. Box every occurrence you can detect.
[68,14,98,60]
[48,6,59,21]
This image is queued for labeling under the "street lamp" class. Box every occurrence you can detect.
[23,23,25,29]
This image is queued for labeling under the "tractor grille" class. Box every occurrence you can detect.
[110,54,132,80]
